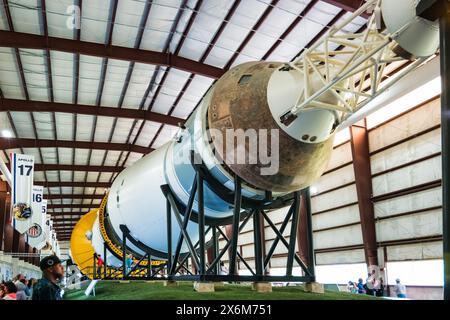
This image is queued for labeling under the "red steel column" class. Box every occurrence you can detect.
[191,257,197,275]
[350,119,378,267]
[18,232,26,262]
[206,246,214,265]
[225,224,238,274]
[2,188,13,253]
[297,193,311,269]
[32,248,38,266]
[24,242,30,263]
[0,181,7,251]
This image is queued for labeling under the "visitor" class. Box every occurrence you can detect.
[357,278,366,294]
[372,276,381,297]
[15,278,30,300]
[394,278,407,298]
[219,261,229,275]
[13,273,24,286]
[32,255,64,300]
[2,281,17,300]
[376,277,385,297]
[28,278,37,297]
[347,280,357,294]
[97,254,104,278]
[365,271,375,296]
[125,254,133,275]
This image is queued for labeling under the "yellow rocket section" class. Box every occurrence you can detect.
[70,206,165,280]
[70,209,98,277]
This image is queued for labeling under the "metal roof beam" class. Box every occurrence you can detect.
[47,204,98,209]
[0,99,184,126]
[45,194,104,200]
[35,164,123,173]
[38,182,110,188]
[0,30,225,79]
[0,138,154,154]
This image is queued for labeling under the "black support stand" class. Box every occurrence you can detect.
[156,159,316,283]
[440,12,450,301]
[99,153,316,284]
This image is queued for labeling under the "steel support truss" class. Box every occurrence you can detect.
[280,0,430,126]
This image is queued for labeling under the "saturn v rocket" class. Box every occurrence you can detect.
[70,0,440,269]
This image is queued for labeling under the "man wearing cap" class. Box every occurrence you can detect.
[32,255,64,300]
[394,278,407,298]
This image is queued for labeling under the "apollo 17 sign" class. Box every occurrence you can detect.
[10,153,35,234]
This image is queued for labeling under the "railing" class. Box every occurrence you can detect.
[80,265,162,280]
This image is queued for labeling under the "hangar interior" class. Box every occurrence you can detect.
[0,0,447,300]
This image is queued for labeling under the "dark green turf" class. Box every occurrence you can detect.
[64,281,379,300]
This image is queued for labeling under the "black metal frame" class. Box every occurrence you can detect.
[160,172,315,283]
[94,151,316,283]
[417,0,450,301]
[440,5,450,301]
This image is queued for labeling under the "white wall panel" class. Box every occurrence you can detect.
[374,187,442,218]
[313,224,363,250]
[376,210,442,242]
[369,99,440,152]
[266,206,290,225]
[324,142,352,171]
[313,164,355,194]
[372,156,442,196]
[316,249,365,265]
[241,245,254,259]
[237,232,254,246]
[387,241,442,261]
[240,220,254,234]
[312,204,360,230]
[371,128,441,175]
[311,184,358,213]
[269,257,287,268]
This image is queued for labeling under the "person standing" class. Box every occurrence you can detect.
[347,281,357,294]
[96,254,104,278]
[377,277,385,297]
[125,254,133,276]
[365,271,376,296]
[394,278,407,298]
[32,255,64,300]
[219,261,229,275]
[28,278,37,297]
[357,278,366,294]
[15,278,30,300]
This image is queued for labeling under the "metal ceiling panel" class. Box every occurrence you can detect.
[80,0,111,44]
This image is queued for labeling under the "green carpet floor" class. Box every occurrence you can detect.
[64,281,379,300]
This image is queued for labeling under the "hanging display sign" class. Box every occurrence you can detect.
[51,230,57,253]
[10,153,34,233]
[28,192,46,248]
[35,203,49,250]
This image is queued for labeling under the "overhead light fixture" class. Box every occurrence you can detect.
[1,129,12,138]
